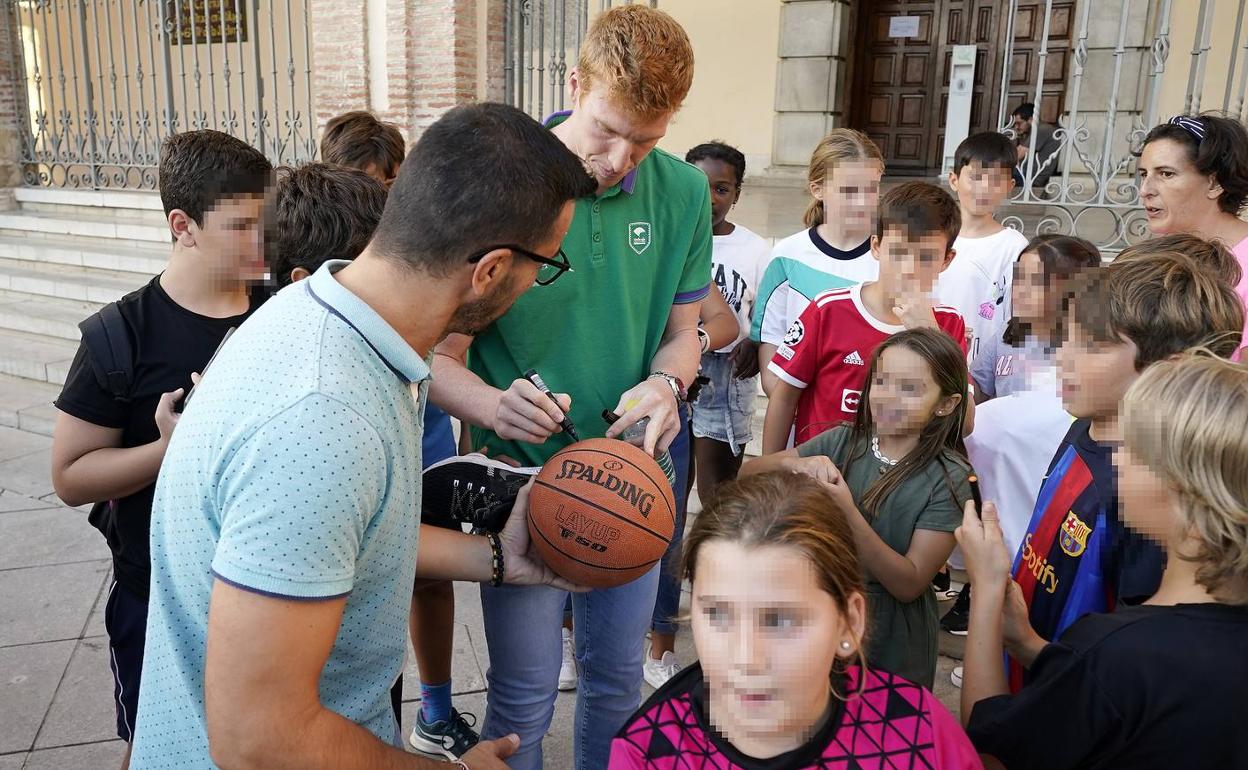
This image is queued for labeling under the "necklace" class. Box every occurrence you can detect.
[871,435,899,466]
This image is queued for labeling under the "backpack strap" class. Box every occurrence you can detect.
[77,302,134,402]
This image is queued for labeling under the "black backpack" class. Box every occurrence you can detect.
[76,301,134,539]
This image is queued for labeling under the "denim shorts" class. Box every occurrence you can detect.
[691,351,757,452]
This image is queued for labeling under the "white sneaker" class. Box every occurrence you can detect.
[643,649,681,689]
[951,665,963,688]
[558,627,578,691]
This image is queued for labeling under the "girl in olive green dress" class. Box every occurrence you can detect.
[742,328,973,687]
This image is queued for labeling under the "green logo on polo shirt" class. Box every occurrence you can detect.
[628,221,652,254]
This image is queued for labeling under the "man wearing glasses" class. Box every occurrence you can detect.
[127,103,597,770]
[429,6,711,770]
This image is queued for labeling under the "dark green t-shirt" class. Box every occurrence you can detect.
[467,113,713,466]
[798,425,971,687]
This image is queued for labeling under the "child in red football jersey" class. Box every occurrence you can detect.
[761,182,967,452]
[608,472,981,769]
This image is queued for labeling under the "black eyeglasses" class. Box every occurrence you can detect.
[467,244,572,286]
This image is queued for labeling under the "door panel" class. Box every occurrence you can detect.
[851,0,1074,175]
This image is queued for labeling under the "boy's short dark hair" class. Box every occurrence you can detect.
[320,111,406,177]
[158,130,272,227]
[685,141,746,185]
[1012,102,1036,120]
[953,131,1018,174]
[370,102,596,277]
[875,181,961,251]
[1063,251,1244,369]
[266,163,388,288]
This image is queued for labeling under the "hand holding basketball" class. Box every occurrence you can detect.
[497,480,589,592]
[606,380,680,455]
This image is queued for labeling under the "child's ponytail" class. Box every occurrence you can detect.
[803,129,885,229]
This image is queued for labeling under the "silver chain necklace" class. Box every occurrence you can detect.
[871,435,899,466]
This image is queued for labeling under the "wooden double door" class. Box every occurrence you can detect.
[849,0,1076,175]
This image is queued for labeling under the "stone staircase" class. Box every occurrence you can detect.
[0,188,167,436]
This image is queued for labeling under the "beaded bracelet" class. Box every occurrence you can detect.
[487,532,504,587]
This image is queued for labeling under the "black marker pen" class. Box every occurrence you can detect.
[523,369,580,442]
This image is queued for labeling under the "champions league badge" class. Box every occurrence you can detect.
[783,319,805,347]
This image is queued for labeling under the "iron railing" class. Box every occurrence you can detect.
[999,0,1248,254]
[8,0,316,190]
[504,0,657,120]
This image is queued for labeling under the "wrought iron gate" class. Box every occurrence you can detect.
[997,0,1248,254]
[503,0,656,120]
[8,0,317,190]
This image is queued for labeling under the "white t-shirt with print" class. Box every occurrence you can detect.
[711,224,770,353]
[937,226,1029,364]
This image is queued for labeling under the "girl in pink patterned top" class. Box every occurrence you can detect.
[608,473,982,769]
[1138,115,1248,358]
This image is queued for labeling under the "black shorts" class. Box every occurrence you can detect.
[104,580,147,742]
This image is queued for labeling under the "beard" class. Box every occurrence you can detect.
[445,270,523,336]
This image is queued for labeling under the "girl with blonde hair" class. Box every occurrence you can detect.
[751,130,885,396]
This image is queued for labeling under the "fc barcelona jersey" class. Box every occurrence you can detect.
[1008,419,1164,691]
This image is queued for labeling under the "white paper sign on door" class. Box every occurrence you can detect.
[889,15,920,38]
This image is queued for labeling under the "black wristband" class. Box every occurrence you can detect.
[487,532,504,587]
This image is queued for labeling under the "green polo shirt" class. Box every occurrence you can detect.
[467,112,712,466]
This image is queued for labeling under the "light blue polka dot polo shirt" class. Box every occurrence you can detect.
[131,261,429,767]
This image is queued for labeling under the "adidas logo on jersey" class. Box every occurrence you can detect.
[843,350,864,366]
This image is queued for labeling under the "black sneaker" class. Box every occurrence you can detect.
[940,583,971,636]
[932,566,951,593]
[422,454,537,533]
[408,708,480,759]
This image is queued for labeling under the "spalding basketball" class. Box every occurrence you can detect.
[528,438,676,589]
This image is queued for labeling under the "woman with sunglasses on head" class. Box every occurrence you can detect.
[1137,114,1248,356]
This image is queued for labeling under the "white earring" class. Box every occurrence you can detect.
[839,640,852,651]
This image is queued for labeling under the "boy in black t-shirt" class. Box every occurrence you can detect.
[988,250,1243,691]
[959,352,1248,769]
[50,130,271,763]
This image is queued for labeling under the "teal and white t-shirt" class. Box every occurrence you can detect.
[131,262,430,767]
[750,227,878,346]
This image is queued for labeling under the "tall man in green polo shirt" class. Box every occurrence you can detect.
[430,7,710,769]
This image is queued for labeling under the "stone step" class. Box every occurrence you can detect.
[0,328,78,386]
[0,289,98,342]
[0,372,60,437]
[0,232,167,276]
[0,208,168,244]
[14,186,166,225]
[0,256,149,305]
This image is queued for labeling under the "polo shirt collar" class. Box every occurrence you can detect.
[543,109,639,197]
[304,260,430,385]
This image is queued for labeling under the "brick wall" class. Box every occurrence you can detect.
[408,0,479,134]
[309,0,484,147]
[0,5,24,191]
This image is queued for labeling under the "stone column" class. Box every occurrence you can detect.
[770,0,853,170]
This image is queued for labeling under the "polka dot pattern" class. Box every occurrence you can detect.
[131,275,426,766]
